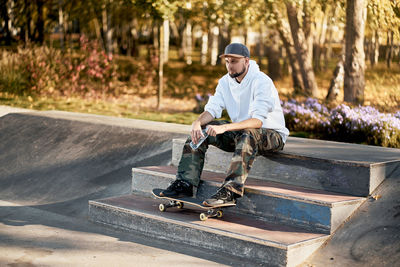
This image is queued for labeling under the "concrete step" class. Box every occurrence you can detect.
[172,138,400,196]
[89,194,329,267]
[131,166,365,234]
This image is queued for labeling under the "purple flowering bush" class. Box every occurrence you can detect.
[282,98,400,148]
[282,98,330,134]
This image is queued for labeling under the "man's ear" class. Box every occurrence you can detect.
[245,57,250,66]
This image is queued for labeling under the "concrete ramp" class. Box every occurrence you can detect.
[0,109,246,266]
[0,111,186,217]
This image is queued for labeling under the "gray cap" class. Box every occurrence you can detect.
[219,43,250,58]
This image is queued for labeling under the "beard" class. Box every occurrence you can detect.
[229,65,247,78]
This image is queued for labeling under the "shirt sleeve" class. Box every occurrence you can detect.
[248,77,275,122]
[204,82,226,119]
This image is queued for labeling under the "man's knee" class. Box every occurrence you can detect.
[235,130,258,151]
[260,130,284,152]
[236,129,259,142]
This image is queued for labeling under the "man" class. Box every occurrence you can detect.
[160,43,289,206]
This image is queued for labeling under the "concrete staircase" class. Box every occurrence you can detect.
[89,137,400,266]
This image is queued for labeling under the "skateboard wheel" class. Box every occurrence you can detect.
[159,203,166,212]
[216,210,223,218]
[177,202,184,209]
[200,213,208,221]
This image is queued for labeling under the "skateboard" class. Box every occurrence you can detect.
[152,189,236,221]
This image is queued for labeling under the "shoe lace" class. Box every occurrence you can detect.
[212,188,229,199]
[167,180,185,191]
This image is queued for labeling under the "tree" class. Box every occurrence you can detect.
[326,55,345,101]
[267,1,304,91]
[265,30,282,80]
[285,0,319,97]
[365,0,400,68]
[150,0,179,109]
[323,1,344,70]
[0,0,12,45]
[313,0,341,72]
[343,0,367,104]
[181,2,192,65]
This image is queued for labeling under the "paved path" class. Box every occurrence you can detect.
[0,105,31,117]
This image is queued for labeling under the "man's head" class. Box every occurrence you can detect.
[219,43,250,80]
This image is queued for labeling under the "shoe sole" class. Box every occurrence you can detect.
[202,200,236,207]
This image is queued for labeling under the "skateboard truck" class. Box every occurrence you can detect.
[158,200,184,212]
[201,208,224,221]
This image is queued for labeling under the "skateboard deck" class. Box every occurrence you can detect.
[152,188,235,221]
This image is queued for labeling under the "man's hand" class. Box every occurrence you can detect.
[190,111,214,144]
[206,124,227,136]
[191,120,203,144]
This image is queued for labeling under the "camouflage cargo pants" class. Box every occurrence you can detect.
[176,120,284,196]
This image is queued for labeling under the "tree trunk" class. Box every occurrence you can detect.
[326,55,345,101]
[286,2,319,97]
[24,0,32,43]
[1,0,11,45]
[217,24,230,65]
[386,31,394,68]
[287,44,305,93]
[344,0,367,104]
[181,24,187,61]
[370,30,379,67]
[64,13,70,51]
[130,18,139,57]
[258,27,265,66]
[302,0,313,68]
[36,0,45,44]
[265,30,282,80]
[158,21,165,110]
[171,20,185,61]
[185,20,192,65]
[314,5,329,71]
[102,3,108,50]
[89,2,102,46]
[269,2,304,90]
[170,21,183,60]
[163,19,169,63]
[102,1,113,56]
[210,25,219,66]
[278,29,304,91]
[152,23,159,51]
[323,5,338,69]
[245,27,251,49]
[58,0,65,50]
[147,23,158,62]
[201,29,208,65]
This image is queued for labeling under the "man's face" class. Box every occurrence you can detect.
[224,56,249,78]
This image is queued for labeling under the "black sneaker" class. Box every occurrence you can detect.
[203,187,236,206]
[160,179,193,198]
